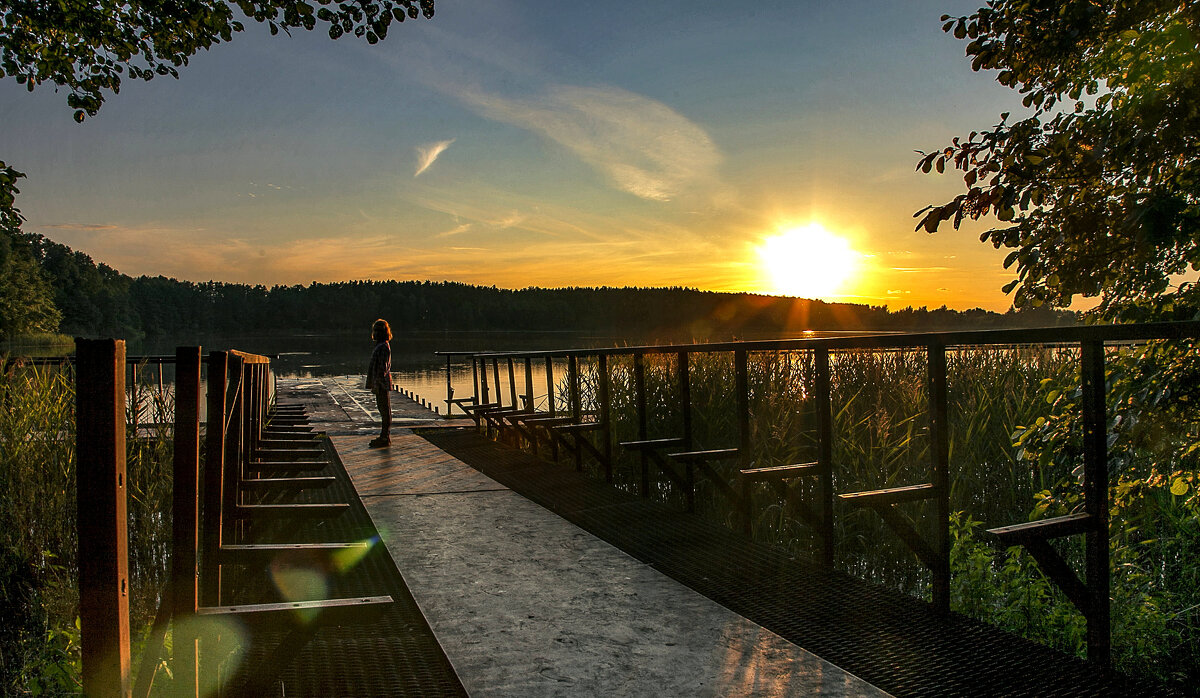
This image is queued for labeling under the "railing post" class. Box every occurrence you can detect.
[492,359,502,408]
[678,351,694,511]
[815,346,835,569]
[445,354,454,415]
[735,349,751,535]
[75,338,132,698]
[545,356,556,414]
[524,357,535,410]
[635,352,648,497]
[598,353,613,483]
[568,354,582,471]
[472,355,481,405]
[202,351,228,606]
[1081,340,1111,666]
[225,355,245,550]
[508,358,518,409]
[542,356,558,460]
[171,346,202,696]
[928,342,951,615]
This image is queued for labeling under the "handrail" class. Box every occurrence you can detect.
[462,320,1200,359]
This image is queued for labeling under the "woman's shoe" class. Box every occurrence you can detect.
[368,436,390,448]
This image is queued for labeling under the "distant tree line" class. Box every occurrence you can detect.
[0,228,1075,341]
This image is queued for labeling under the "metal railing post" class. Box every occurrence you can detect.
[1081,340,1111,666]
[678,351,693,511]
[815,346,835,569]
[635,352,648,497]
[508,358,518,409]
[928,342,951,615]
[202,351,228,606]
[75,338,132,698]
[598,353,613,483]
[735,349,751,535]
[171,346,202,696]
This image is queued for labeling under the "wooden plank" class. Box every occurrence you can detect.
[217,542,371,564]
[668,448,739,462]
[255,448,324,459]
[232,503,351,518]
[257,438,319,448]
[75,338,132,698]
[739,462,819,482]
[240,476,337,490]
[553,421,606,433]
[987,513,1097,545]
[248,460,332,472]
[620,437,686,450]
[838,483,938,507]
[195,595,393,629]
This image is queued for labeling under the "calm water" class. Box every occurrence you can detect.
[99,329,863,418]
[127,331,651,416]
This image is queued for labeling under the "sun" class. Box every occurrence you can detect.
[758,223,860,299]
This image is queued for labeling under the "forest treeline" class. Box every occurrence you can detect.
[1,228,1075,340]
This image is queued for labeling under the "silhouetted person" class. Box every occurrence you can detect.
[366,318,393,447]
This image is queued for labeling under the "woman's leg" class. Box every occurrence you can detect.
[375,388,391,440]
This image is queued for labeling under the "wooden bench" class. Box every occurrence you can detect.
[839,483,945,573]
[986,512,1100,615]
[739,462,819,482]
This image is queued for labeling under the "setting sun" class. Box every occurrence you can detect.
[758,223,861,299]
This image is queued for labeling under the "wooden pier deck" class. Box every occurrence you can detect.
[277,378,1158,696]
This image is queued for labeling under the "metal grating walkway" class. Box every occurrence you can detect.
[418,426,1161,698]
[223,431,467,697]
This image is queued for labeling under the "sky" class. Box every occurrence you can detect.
[0,0,1031,310]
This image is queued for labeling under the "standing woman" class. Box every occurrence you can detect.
[366,318,393,447]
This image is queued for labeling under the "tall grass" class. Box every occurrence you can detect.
[0,357,175,695]
[554,345,1196,683]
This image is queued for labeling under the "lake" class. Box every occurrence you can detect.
[124,329,851,416]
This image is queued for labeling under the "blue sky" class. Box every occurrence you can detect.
[0,0,1028,309]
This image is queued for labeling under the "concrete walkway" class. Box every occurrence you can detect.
[284,378,888,697]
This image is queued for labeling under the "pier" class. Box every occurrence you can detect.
[66,329,1196,696]
[281,375,886,696]
[263,374,1148,696]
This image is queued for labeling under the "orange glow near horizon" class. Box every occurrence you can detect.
[757,222,861,300]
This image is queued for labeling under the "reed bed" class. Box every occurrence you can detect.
[558,345,1197,683]
[0,358,175,694]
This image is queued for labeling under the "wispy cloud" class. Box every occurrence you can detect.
[415,139,455,177]
[43,223,120,231]
[436,223,472,238]
[456,84,721,202]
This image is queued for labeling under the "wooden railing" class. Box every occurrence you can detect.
[443,321,1200,667]
[73,341,390,698]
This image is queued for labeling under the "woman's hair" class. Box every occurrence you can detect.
[371,318,392,342]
